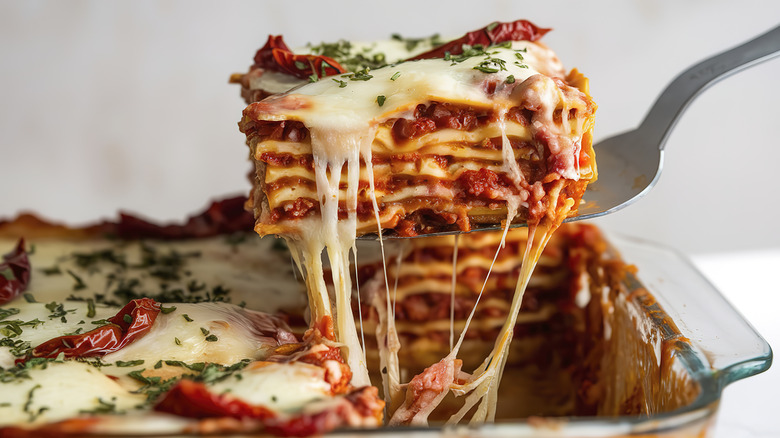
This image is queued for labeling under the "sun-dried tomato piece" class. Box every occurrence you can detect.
[21,298,161,361]
[0,239,30,305]
[253,35,346,80]
[116,196,254,240]
[410,20,551,60]
[155,379,275,420]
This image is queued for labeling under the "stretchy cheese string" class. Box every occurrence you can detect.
[364,146,403,414]
[388,204,516,426]
[450,234,459,351]
[353,249,367,366]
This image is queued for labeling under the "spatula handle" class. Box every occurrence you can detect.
[638,25,780,151]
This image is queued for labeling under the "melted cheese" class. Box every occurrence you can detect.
[0,235,346,431]
[103,303,287,366]
[208,362,332,414]
[253,42,562,133]
[0,361,144,426]
[247,38,449,96]
[0,235,307,315]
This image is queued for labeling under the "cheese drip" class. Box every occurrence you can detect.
[283,127,377,388]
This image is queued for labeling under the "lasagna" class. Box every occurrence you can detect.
[236,20,597,425]
[238,21,597,237]
[0,211,704,435]
[0,206,384,436]
[356,225,598,373]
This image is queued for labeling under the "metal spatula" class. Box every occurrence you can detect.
[575,23,780,223]
[360,24,780,240]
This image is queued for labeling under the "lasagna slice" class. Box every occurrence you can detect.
[238,21,597,238]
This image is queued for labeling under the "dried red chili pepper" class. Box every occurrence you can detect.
[409,20,551,60]
[116,195,254,240]
[0,239,31,305]
[22,298,161,361]
[155,379,276,419]
[253,35,346,80]
[155,380,383,436]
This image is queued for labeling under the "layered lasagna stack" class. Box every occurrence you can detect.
[357,225,598,372]
[237,22,597,237]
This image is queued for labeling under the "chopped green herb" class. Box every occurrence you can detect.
[79,397,119,415]
[116,360,145,367]
[0,317,44,338]
[123,314,132,324]
[307,39,390,72]
[165,360,206,372]
[390,71,401,81]
[160,305,177,314]
[505,75,516,84]
[64,327,83,336]
[486,22,499,32]
[332,78,347,88]
[23,384,41,421]
[174,337,182,346]
[23,293,37,303]
[349,68,373,81]
[473,56,507,74]
[376,95,386,107]
[66,270,87,291]
[182,314,193,322]
[391,32,442,52]
[0,337,32,357]
[0,308,20,321]
[40,266,61,276]
[154,360,163,369]
[200,327,210,336]
[45,301,74,320]
[294,60,307,70]
[86,298,96,318]
[205,334,218,342]
[72,249,126,270]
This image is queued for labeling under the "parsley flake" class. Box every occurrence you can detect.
[66,270,87,291]
[116,360,144,367]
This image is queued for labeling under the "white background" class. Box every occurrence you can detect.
[0,1,778,435]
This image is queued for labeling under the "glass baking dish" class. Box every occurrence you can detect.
[329,231,772,438]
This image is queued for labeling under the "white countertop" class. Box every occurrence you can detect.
[691,251,779,438]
